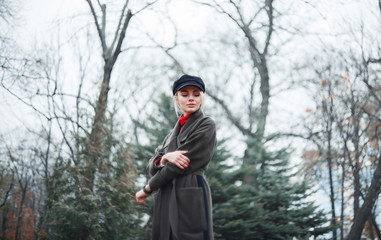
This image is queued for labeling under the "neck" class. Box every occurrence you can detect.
[182,108,200,117]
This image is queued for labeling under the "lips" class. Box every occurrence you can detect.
[187,104,196,107]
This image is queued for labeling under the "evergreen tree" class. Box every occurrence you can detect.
[132,93,178,176]
[207,136,330,240]
[43,114,142,240]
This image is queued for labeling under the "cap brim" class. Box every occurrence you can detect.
[175,82,204,93]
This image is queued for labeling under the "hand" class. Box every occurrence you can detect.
[162,150,190,169]
[136,190,149,205]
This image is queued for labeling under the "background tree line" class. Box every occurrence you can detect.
[0,0,380,239]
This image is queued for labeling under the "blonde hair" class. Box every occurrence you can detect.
[173,91,204,117]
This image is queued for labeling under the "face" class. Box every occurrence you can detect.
[175,86,202,116]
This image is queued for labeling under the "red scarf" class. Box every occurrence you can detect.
[179,114,191,132]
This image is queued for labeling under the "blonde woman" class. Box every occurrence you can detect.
[136,74,217,240]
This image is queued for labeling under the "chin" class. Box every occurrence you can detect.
[183,108,197,115]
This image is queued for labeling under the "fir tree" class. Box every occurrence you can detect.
[208,136,330,240]
[43,113,142,240]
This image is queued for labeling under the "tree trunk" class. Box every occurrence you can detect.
[370,214,381,239]
[243,138,262,187]
[15,180,28,240]
[353,160,360,217]
[81,2,132,239]
[244,32,270,140]
[1,206,8,240]
[352,105,361,218]
[87,72,111,191]
[367,217,375,240]
[84,1,132,192]
[327,137,337,240]
[346,155,381,240]
[327,82,337,240]
[340,156,345,240]
[257,56,270,139]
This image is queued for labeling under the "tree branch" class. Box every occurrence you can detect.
[110,0,129,53]
[111,9,132,65]
[86,0,107,54]
[1,82,50,120]
[263,0,274,55]
[0,172,14,209]
[207,91,254,137]
[134,0,159,15]
[367,58,381,64]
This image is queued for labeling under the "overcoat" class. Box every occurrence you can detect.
[147,109,217,240]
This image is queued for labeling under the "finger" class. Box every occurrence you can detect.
[174,161,185,169]
[178,162,185,169]
[179,155,190,162]
[176,155,188,164]
[180,158,189,165]
[174,155,184,163]
[178,150,189,154]
[178,160,188,168]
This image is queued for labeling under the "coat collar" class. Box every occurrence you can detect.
[179,109,203,138]
[167,109,204,151]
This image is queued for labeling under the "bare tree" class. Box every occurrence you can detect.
[300,37,381,239]
[346,52,381,239]
[194,0,275,140]
[83,0,160,191]
[300,67,343,239]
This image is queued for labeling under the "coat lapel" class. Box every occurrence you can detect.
[178,110,203,143]
[167,121,181,151]
[167,110,204,151]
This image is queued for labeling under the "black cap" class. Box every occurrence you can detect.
[172,74,205,95]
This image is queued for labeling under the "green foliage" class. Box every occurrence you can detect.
[43,115,142,240]
[132,93,178,175]
[208,136,330,240]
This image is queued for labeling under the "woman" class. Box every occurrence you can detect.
[135,74,217,240]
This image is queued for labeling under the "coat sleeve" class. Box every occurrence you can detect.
[148,118,217,191]
[146,132,172,177]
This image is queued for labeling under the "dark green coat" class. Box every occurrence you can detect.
[147,110,217,240]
